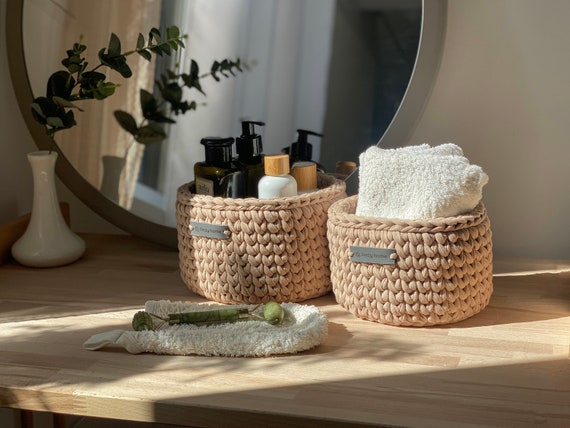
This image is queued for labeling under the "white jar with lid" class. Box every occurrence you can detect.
[291,161,318,194]
[258,154,297,198]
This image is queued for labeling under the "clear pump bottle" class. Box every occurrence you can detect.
[258,154,297,198]
[235,120,265,197]
[194,137,245,198]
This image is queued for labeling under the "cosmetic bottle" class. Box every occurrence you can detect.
[194,137,245,198]
[258,154,297,198]
[235,120,265,197]
[283,129,326,172]
[291,161,318,194]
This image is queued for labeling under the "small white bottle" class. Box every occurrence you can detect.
[258,154,297,198]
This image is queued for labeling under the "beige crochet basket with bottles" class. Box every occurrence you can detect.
[326,196,493,327]
[176,174,346,304]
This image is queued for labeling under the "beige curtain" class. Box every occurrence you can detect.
[56,0,161,209]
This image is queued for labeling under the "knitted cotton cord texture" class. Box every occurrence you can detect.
[327,196,493,327]
[176,174,346,304]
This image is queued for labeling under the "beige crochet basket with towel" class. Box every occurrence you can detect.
[327,195,493,326]
[176,174,346,304]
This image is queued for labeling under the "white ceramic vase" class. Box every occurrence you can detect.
[11,151,86,267]
[100,155,125,204]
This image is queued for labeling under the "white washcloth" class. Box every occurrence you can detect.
[83,300,328,357]
[356,143,488,219]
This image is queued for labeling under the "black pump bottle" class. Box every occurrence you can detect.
[235,120,265,197]
[283,129,326,172]
[194,137,245,197]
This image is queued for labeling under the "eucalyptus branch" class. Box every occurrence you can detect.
[114,57,249,146]
[30,26,186,143]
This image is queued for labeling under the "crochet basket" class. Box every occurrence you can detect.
[327,196,493,327]
[176,174,346,304]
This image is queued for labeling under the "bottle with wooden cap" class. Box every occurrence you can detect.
[257,154,297,198]
[291,161,317,194]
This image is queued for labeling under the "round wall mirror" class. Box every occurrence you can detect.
[7,0,446,248]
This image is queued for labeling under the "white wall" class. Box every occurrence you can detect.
[407,0,570,259]
[3,0,570,259]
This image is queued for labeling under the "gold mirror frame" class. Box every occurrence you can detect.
[6,0,447,248]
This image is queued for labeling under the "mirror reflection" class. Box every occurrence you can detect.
[23,0,421,228]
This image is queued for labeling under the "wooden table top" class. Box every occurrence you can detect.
[0,234,568,427]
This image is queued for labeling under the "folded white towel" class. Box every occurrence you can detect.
[356,143,488,219]
[83,300,328,357]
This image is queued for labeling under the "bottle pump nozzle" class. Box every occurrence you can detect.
[236,120,265,159]
[241,120,265,136]
[289,129,323,161]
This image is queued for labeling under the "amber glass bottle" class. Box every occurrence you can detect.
[194,137,245,197]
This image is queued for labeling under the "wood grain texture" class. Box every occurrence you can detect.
[0,203,70,266]
[0,234,569,427]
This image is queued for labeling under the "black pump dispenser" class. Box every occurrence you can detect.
[236,121,265,161]
[289,129,322,162]
[284,129,326,172]
[235,120,265,197]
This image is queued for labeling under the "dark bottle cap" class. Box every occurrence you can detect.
[236,121,265,161]
[289,129,323,161]
[201,137,235,166]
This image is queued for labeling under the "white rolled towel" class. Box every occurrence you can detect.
[355,143,489,219]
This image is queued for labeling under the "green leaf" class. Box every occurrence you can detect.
[31,100,47,121]
[47,70,74,99]
[146,111,176,124]
[149,46,163,56]
[136,33,145,50]
[78,71,116,100]
[171,100,197,115]
[114,110,139,135]
[137,49,152,62]
[160,43,171,56]
[72,42,86,54]
[166,26,180,40]
[32,96,76,132]
[149,27,161,43]
[136,122,166,144]
[98,47,132,78]
[179,60,205,95]
[210,61,221,82]
[160,82,183,104]
[52,96,83,111]
[138,89,173,123]
[139,89,157,116]
[46,116,65,128]
[167,40,179,51]
[107,33,121,56]
[93,81,117,100]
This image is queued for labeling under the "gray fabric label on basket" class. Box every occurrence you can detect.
[350,246,395,264]
[190,221,230,239]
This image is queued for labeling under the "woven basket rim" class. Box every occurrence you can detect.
[327,195,488,233]
[177,173,346,212]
